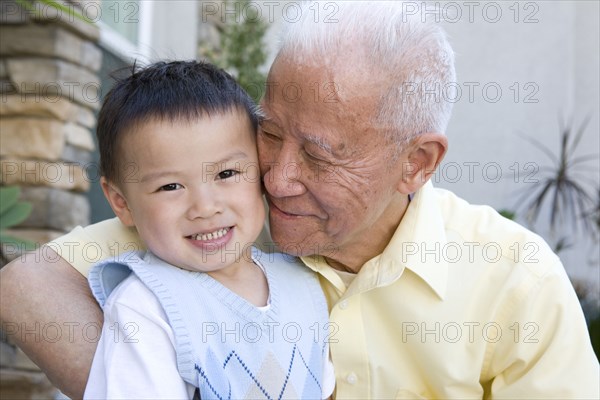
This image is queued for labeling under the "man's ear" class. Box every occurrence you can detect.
[396,132,448,194]
[100,177,135,227]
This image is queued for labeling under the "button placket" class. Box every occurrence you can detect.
[346,372,357,384]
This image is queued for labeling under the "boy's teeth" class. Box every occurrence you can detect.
[194,227,230,241]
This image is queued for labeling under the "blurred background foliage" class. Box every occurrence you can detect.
[199,0,268,102]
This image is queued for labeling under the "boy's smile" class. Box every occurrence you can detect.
[103,109,265,275]
[187,225,233,251]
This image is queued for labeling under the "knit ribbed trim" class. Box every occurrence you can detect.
[127,254,196,384]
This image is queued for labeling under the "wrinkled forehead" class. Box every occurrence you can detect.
[262,63,402,159]
[265,57,390,132]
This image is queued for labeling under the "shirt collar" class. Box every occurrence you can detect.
[380,181,448,299]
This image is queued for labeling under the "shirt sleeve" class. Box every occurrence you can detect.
[84,275,195,400]
[48,217,272,277]
[485,261,600,398]
[48,217,145,277]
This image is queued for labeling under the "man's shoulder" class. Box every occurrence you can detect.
[433,186,543,242]
[48,217,145,277]
[433,187,560,274]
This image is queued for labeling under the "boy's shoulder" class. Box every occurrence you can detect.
[88,250,148,307]
[252,248,325,304]
[102,273,157,311]
[252,247,308,273]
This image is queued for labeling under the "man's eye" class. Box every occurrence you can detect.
[304,148,330,166]
[259,128,280,141]
[159,183,183,191]
[218,170,238,180]
[304,150,323,163]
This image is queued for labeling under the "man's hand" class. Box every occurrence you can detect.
[0,246,102,399]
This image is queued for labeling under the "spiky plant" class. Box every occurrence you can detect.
[517,117,597,235]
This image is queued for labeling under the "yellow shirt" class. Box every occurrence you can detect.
[52,183,599,399]
[300,182,599,399]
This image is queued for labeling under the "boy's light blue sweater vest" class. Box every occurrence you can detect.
[89,247,330,399]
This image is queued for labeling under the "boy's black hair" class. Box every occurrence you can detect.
[97,60,261,183]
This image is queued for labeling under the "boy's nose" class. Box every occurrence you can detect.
[186,188,222,220]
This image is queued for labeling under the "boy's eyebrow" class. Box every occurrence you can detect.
[140,151,250,183]
[217,151,249,164]
[140,170,180,184]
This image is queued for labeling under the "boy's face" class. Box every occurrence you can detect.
[103,110,265,272]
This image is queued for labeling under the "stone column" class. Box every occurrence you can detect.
[0,1,102,397]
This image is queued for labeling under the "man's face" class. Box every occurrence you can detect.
[258,59,409,268]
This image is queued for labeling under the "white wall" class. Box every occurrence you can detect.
[437,1,599,294]
[98,1,198,62]
[142,1,198,60]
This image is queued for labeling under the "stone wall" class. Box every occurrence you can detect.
[0,0,102,397]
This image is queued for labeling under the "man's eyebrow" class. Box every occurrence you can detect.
[305,134,333,154]
[255,105,266,121]
[259,117,277,127]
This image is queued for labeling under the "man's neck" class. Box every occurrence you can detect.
[324,193,411,273]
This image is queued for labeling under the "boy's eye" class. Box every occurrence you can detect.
[218,170,238,180]
[159,183,183,191]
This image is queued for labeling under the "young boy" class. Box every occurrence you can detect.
[84,61,334,399]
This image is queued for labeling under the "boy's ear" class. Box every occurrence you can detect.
[101,177,135,227]
[396,132,447,194]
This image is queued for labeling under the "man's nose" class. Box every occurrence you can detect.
[262,146,306,198]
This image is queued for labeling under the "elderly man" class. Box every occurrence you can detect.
[1,2,598,399]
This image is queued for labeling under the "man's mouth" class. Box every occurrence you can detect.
[188,227,231,241]
[268,201,303,218]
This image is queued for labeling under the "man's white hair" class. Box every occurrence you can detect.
[277,1,456,147]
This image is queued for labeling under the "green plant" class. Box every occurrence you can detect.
[201,0,268,102]
[498,209,516,220]
[517,117,597,235]
[15,0,92,23]
[589,314,600,362]
[1,186,35,265]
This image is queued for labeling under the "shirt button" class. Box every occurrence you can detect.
[346,372,357,384]
[339,300,348,310]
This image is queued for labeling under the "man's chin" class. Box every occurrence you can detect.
[270,229,342,261]
[269,228,317,257]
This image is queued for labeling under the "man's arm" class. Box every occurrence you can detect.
[0,246,102,399]
[0,218,143,398]
[485,261,599,398]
